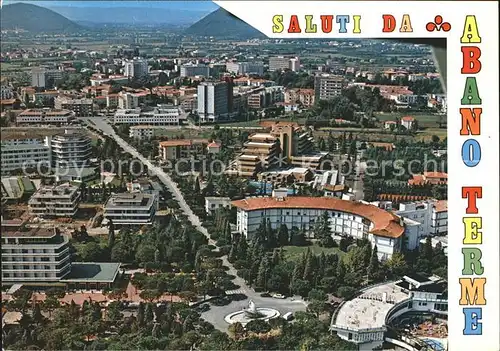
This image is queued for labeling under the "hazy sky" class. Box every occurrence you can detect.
[4,0,219,10]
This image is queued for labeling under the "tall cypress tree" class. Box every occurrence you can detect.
[277,224,289,246]
[145,303,154,325]
[137,302,145,327]
[367,246,380,281]
[107,219,115,248]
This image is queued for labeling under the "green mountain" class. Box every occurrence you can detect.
[0,3,82,32]
[185,7,264,39]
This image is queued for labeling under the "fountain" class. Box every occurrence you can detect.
[224,300,280,326]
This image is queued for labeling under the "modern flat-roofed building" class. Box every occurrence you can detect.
[330,274,447,350]
[1,138,51,174]
[31,68,63,88]
[114,106,185,125]
[180,63,211,78]
[232,193,408,260]
[226,61,265,76]
[158,139,209,161]
[269,56,300,72]
[205,197,232,215]
[47,129,92,168]
[124,58,149,79]
[16,109,75,124]
[1,227,72,284]
[29,183,80,218]
[247,86,284,109]
[54,96,94,117]
[396,200,445,245]
[129,125,155,140]
[197,81,230,122]
[285,88,315,107]
[117,92,140,109]
[314,74,344,101]
[104,193,158,225]
[431,200,447,235]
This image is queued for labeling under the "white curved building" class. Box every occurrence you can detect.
[330,274,448,350]
[231,194,406,260]
[47,130,92,168]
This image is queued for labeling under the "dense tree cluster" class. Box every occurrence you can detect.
[263,70,314,89]
[3,296,217,350]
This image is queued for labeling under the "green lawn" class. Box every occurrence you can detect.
[375,112,446,128]
[217,120,263,128]
[282,244,344,261]
[416,128,447,142]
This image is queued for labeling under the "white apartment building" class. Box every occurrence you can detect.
[47,130,92,168]
[129,125,155,140]
[268,56,300,72]
[1,138,51,174]
[226,61,265,76]
[29,184,81,218]
[123,58,149,78]
[232,193,408,260]
[314,74,344,101]
[180,63,211,78]
[396,199,448,240]
[104,193,158,225]
[431,200,447,235]
[1,227,72,284]
[197,81,230,122]
[205,197,232,215]
[396,201,433,247]
[289,57,301,72]
[16,109,75,124]
[114,106,185,125]
[31,68,63,88]
[117,92,140,109]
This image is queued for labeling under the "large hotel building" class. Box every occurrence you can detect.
[1,227,71,284]
[232,192,406,260]
[48,130,92,168]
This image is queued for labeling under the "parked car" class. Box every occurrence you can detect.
[283,312,294,321]
[260,292,271,298]
[272,293,286,299]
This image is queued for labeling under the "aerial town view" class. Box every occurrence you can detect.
[1,2,448,351]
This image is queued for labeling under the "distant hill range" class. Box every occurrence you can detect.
[185,8,265,39]
[46,6,212,26]
[0,3,82,32]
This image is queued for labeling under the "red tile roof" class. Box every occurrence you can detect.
[159,139,208,147]
[231,196,404,238]
[434,200,448,213]
[424,171,448,179]
[377,194,431,202]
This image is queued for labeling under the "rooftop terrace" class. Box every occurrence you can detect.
[333,282,408,331]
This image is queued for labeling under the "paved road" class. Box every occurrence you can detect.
[80,117,248,291]
[352,160,367,201]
